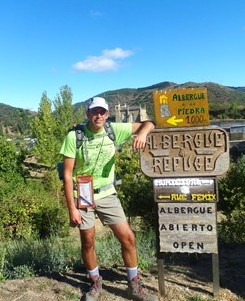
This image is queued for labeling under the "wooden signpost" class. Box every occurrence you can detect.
[140,87,230,298]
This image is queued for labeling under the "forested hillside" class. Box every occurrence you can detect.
[0,103,35,136]
[1,81,245,136]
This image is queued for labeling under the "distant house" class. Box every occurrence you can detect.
[114,103,150,123]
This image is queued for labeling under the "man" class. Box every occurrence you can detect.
[60,97,158,301]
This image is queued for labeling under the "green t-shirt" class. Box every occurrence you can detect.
[60,122,132,200]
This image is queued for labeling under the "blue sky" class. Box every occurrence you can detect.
[1,0,245,111]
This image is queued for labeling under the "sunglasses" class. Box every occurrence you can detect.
[89,107,107,116]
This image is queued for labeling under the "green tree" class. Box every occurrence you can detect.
[53,85,74,142]
[73,105,86,125]
[31,92,59,166]
[53,85,86,143]
[30,92,62,193]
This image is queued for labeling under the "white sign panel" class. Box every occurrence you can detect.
[158,203,218,253]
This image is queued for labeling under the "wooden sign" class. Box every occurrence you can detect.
[154,177,216,203]
[158,202,218,253]
[153,87,209,128]
[140,126,229,177]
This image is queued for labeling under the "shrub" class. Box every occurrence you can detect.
[11,265,35,279]
[0,136,26,182]
[0,180,69,240]
[0,225,158,280]
[218,155,245,217]
[0,236,81,279]
[32,196,69,239]
[115,143,155,229]
[218,210,245,243]
[218,155,245,243]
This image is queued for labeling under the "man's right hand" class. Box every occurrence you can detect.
[69,208,82,227]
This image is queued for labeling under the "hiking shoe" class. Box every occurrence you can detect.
[85,276,103,301]
[128,275,159,301]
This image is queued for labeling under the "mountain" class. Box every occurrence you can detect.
[74,81,245,120]
[0,103,35,136]
[1,81,245,135]
[229,86,245,93]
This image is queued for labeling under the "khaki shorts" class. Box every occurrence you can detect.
[78,194,126,230]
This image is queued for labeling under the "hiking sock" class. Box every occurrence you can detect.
[126,266,138,281]
[87,266,100,279]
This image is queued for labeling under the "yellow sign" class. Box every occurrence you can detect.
[153,87,210,128]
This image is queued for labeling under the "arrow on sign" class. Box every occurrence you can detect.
[158,195,171,200]
[167,116,183,126]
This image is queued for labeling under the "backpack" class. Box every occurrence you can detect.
[57,121,117,180]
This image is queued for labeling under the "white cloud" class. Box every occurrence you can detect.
[73,48,133,72]
[102,48,133,59]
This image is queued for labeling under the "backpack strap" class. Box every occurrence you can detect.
[104,121,115,141]
[104,121,120,150]
[74,123,86,149]
[73,123,90,164]
[68,123,86,149]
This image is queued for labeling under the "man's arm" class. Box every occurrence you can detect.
[63,156,82,226]
[132,120,155,150]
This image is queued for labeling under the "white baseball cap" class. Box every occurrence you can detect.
[88,97,109,111]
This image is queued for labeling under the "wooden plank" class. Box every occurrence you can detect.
[212,253,220,298]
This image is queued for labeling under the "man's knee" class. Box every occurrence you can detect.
[82,238,95,250]
[80,228,95,250]
[121,230,136,248]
